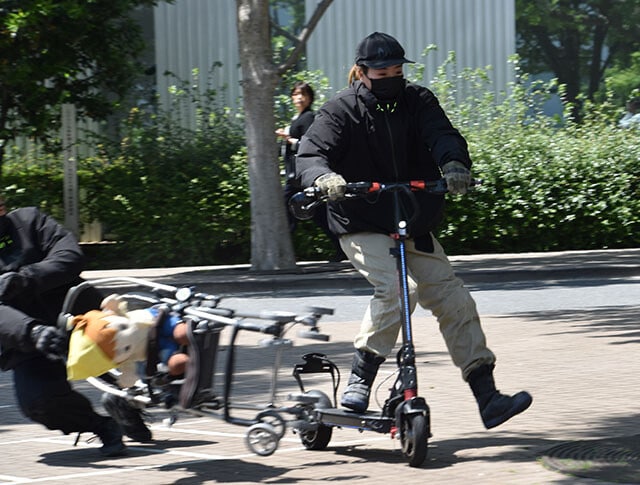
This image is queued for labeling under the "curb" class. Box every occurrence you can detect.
[81,248,640,295]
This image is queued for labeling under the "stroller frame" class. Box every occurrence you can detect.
[61,276,336,457]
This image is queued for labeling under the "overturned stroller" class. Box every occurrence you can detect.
[61,277,338,457]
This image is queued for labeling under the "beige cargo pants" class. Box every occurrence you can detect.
[339,232,495,380]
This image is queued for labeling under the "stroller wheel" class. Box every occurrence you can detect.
[246,423,279,456]
[256,410,286,439]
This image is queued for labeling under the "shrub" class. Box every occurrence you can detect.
[432,56,640,253]
[79,70,248,267]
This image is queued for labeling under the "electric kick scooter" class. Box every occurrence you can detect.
[289,178,466,467]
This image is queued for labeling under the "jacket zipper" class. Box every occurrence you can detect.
[377,102,399,181]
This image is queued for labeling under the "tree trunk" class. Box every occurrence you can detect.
[533,24,582,117]
[0,104,8,178]
[237,0,296,271]
[587,21,608,100]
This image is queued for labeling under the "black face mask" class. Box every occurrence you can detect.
[368,75,405,100]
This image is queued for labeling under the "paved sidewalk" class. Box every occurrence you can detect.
[0,249,638,484]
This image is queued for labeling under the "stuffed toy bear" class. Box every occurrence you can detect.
[66,294,189,387]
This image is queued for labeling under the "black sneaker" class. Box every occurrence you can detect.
[94,417,127,457]
[102,393,153,442]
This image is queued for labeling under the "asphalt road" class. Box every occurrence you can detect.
[215,274,640,320]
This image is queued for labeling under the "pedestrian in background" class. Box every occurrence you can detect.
[277,81,346,262]
[618,97,640,129]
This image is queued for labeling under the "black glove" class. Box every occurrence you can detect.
[442,160,472,195]
[0,271,32,301]
[30,324,67,361]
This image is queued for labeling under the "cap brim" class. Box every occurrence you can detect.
[361,57,414,69]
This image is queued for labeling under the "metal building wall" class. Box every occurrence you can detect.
[153,0,515,114]
[154,0,240,123]
[305,0,515,95]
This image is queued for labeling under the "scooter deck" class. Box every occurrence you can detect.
[315,407,394,433]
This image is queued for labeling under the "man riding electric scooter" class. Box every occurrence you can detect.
[295,32,532,430]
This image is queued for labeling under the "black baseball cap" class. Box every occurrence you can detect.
[355,32,414,69]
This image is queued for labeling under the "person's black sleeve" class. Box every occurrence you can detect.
[414,86,472,169]
[296,106,347,187]
[0,304,42,353]
[16,208,86,294]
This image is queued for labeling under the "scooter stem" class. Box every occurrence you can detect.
[391,219,419,398]
[394,220,413,343]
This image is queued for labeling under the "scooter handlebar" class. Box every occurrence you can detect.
[289,178,482,220]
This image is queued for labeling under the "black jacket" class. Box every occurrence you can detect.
[283,108,315,180]
[0,207,90,370]
[296,80,471,237]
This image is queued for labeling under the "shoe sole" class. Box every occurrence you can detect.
[340,397,367,414]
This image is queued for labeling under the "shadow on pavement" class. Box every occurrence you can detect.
[38,437,217,466]
[500,305,640,345]
[39,445,372,483]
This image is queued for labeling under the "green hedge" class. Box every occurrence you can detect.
[439,120,639,253]
[78,102,249,267]
[430,61,639,254]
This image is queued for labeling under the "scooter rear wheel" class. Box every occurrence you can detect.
[401,413,428,467]
[300,423,332,450]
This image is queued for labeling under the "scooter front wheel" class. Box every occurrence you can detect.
[401,413,428,467]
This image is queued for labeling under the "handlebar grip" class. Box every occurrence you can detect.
[345,181,374,193]
[237,321,280,335]
[297,329,330,342]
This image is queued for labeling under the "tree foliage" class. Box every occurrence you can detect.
[604,51,640,106]
[516,0,640,108]
[0,0,167,173]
